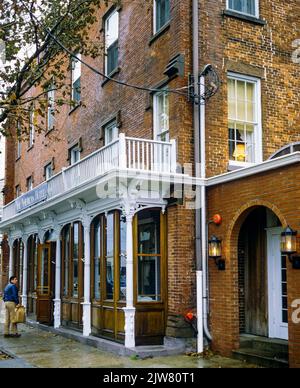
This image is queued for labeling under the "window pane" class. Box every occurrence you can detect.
[106,213,114,300]
[138,212,160,255]
[107,41,118,75]
[73,223,79,298]
[119,216,126,301]
[156,0,170,31]
[155,91,169,141]
[228,0,256,16]
[94,220,101,300]
[138,256,161,302]
[106,11,119,48]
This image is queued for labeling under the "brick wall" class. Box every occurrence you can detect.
[207,163,300,367]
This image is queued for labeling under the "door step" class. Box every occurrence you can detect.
[233,335,289,368]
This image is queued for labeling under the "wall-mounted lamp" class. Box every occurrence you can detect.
[208,235,225,271]
[281,226,300,269]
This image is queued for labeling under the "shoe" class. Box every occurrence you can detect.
[10,334,21,338]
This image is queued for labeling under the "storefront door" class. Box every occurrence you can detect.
[37,243,53,324]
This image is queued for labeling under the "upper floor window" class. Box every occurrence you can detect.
[16,121,21,159]
[29,109,35,148]
[227,0,258,17]
[70,144,81,165]
[228,73,262,167]
[104,120,119,145]
[44,162,53,181]
[26,176,33,192]
[269,143,300,160]
[153,90,169,141]
[15,185,21,198]
[47,86,55,131]
[105,10,119,75]
[154,0,170,33]
[71,54,81,105]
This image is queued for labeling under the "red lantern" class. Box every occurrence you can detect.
[213,214,222,225]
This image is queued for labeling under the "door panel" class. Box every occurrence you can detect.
[267,228,289,340]
[37,244,52,324]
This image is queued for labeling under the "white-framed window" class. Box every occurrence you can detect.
[16,121,21,159]
[15,185,21,198]
[29,109,35,148]
[71,54,81,105]
[26,176,33,192]
[228,73,262,167]
[227,0,259,18]
[44,163,52,181]
[104,120,119,145]
[47,86,55,131]
[153,90,169,141]
[105,10,119,76]
[154,0,170,33]
[70,145,81,165]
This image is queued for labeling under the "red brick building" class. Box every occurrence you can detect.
[1,0,300,367]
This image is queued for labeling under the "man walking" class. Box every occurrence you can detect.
[3,276,21,338]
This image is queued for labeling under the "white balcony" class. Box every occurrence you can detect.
[2,134,178,222]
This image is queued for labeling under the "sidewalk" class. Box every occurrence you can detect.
[0,301,258,368]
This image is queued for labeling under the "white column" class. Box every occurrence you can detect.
[119,133,127,169]
[54,232,62,329]
[82,217,91,337]
[8,238,14,278]
[123,211,136,348]
[21,236,29,310]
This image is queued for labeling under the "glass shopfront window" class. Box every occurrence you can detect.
[94,218,101,300]
[137,210,161,302]
[72,223,79,298]
[106,213,114,300]
[119,217,126,301]
[63,226,70,296]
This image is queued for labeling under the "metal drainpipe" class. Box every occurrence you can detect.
[192,0,212,352]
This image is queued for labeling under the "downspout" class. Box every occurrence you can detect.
[192,0,212,353]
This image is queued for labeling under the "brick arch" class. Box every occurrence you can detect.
[225,199,287,261]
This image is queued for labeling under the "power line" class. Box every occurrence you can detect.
[19,0,189,97]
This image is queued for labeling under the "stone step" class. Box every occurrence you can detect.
[233,348,289,368]
[240,335,288,354]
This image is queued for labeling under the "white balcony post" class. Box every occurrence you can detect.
[8,238,14,278]
[54,229,62,329]
[119,133,127,169]
[82,216,92,337]
[170,139,177,173]
[21,235,29,310]
[123,206,136,348]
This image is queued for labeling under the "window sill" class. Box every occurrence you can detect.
[15,156,21,162]
[149,22,171,46]
[101,67,121,87]
[27,145,34,152]
[228,161,255,171]
[45,127,55,137]
[222,10,266,26]
[69,102,82,115]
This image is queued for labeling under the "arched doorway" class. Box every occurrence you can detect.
[238,206,288,340]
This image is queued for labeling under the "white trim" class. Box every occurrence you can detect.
[228,72,262,166]
[207,152,300,186]
[105,9,119,76]
[267,228,289,341]
[153,89,169,142]
[226,0,259,18]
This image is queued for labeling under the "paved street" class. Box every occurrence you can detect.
[0,323,258,368]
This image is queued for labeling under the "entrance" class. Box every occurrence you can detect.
[238,207,287,340]
[267,228,289,340]
[36,243,55,325]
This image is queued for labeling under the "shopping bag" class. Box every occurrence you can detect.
[12,305,26,323]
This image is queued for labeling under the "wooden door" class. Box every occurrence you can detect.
[37,243,52,324]
[244,208,268,337]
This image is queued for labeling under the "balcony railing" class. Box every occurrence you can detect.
[2,134,177,222]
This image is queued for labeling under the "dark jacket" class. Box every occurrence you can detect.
[3,283,19,305]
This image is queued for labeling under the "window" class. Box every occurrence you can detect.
[29,109,35,148]
[104,120,119,145]
[105,10,119,75]
[93,218,101,300]
[44,163,52,180]
[15,185,21,198]
[70,144,81,165]
[47,86,55,130]
[228,74,262,166]
[105,212,114,300]
[16,121,21,159]
[227,0,258,17]
[72,223,79,298]
[154,0,170,33]
[26,176,33,191]
[138,210,161,302]
[154,90,169,141]
[71,54,81,105]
